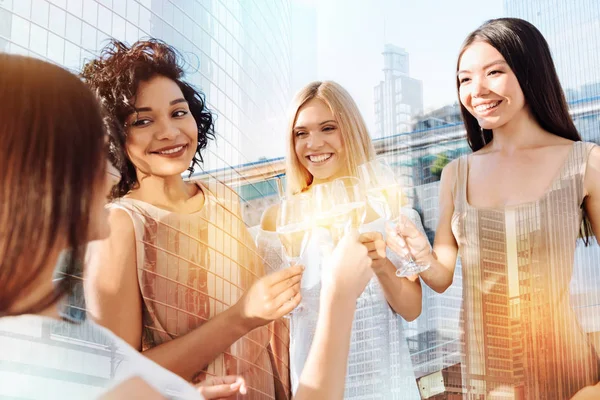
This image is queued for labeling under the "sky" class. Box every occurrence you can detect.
[290,0,504,138]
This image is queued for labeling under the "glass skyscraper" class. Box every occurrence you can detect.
[0,0,292,171]
[2,0,600,397]
[0,0,291,394]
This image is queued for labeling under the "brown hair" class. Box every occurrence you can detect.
[456,18,592,244]
[81,39,215,198]
[457,18,580,151]
[0,54,107,316]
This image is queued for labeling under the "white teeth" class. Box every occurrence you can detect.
[158,145,185,155]
[309,154,332,163]
[475,101,500,113]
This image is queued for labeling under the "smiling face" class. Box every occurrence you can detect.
[457,41,527,131]
[124,75,198,178]
[293,98,347,183]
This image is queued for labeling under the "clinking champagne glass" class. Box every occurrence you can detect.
[312,183,341,246]
[330,176,371,294]
[358,158,429,277]
[276,194,313,266]
[276,194,313,315]
[330,176,367,232]
[312,180,365,246]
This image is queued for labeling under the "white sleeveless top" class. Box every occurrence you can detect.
[253,211,423,399]
[0,314,202,399]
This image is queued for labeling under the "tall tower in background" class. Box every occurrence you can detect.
[373,44,423,138]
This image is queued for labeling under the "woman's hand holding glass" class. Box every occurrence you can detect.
[385,214,433,274]
[234,264,304,328]
[358,158,431,277]
[358,231,388,273]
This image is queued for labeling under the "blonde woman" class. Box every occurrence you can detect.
[260,81,423,398]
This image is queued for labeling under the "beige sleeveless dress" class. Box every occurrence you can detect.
[109,181,290,400]
[451,141,599,399]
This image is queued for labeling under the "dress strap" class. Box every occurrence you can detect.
[452,155,469,211]
[580,142,598,205]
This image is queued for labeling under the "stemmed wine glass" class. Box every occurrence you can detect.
[358,158,430,277]
[276,194,313,265]
[330,176,367,232]
[276,194,313,315]
[312,183,341,246]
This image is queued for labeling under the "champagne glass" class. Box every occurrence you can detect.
[358,158,402,221]
[276,194,313,315]
[276,194,313,265]
[312,183,339,245]
[313,178,368,245]
[330,176,367,231]
[312,181,363,246]
[358,158,430,277]
[331,176,371,294]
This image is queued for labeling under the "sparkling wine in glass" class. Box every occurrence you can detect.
[276,194,313,265]
[312,183,341,245]
[276,194,313,316]
[331,176,367,231]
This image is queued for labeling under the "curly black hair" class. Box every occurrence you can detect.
[81,39,215,198]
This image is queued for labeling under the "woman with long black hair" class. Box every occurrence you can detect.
[387,18,600,398]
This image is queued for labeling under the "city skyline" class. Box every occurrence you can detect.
[291,0,503,157]
[4,0,599,164]
[2,2,600,398]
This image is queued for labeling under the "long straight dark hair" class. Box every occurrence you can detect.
[456,18,593,243]
[0,54,107,316]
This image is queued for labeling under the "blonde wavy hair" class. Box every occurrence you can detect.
[285,81,376,195]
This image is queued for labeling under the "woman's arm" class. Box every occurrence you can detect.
[294,231,373,400]
[359,231,422,321]
[85,209,143,349]
[387,160,460,293]
[86,209,303,382]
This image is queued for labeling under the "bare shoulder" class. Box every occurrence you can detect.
[86,207,137,279]
[588,143,600,165]
[441,157,460,178]
[585,145,600,193]
[108,207,136,240]
[439,157,460,189]
[86,207,136,272]
[260,203,280,232]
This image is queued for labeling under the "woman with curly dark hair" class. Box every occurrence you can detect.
[81,39,302,399]
[0,52,254,400]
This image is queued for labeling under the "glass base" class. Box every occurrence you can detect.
[395,260,431,277]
